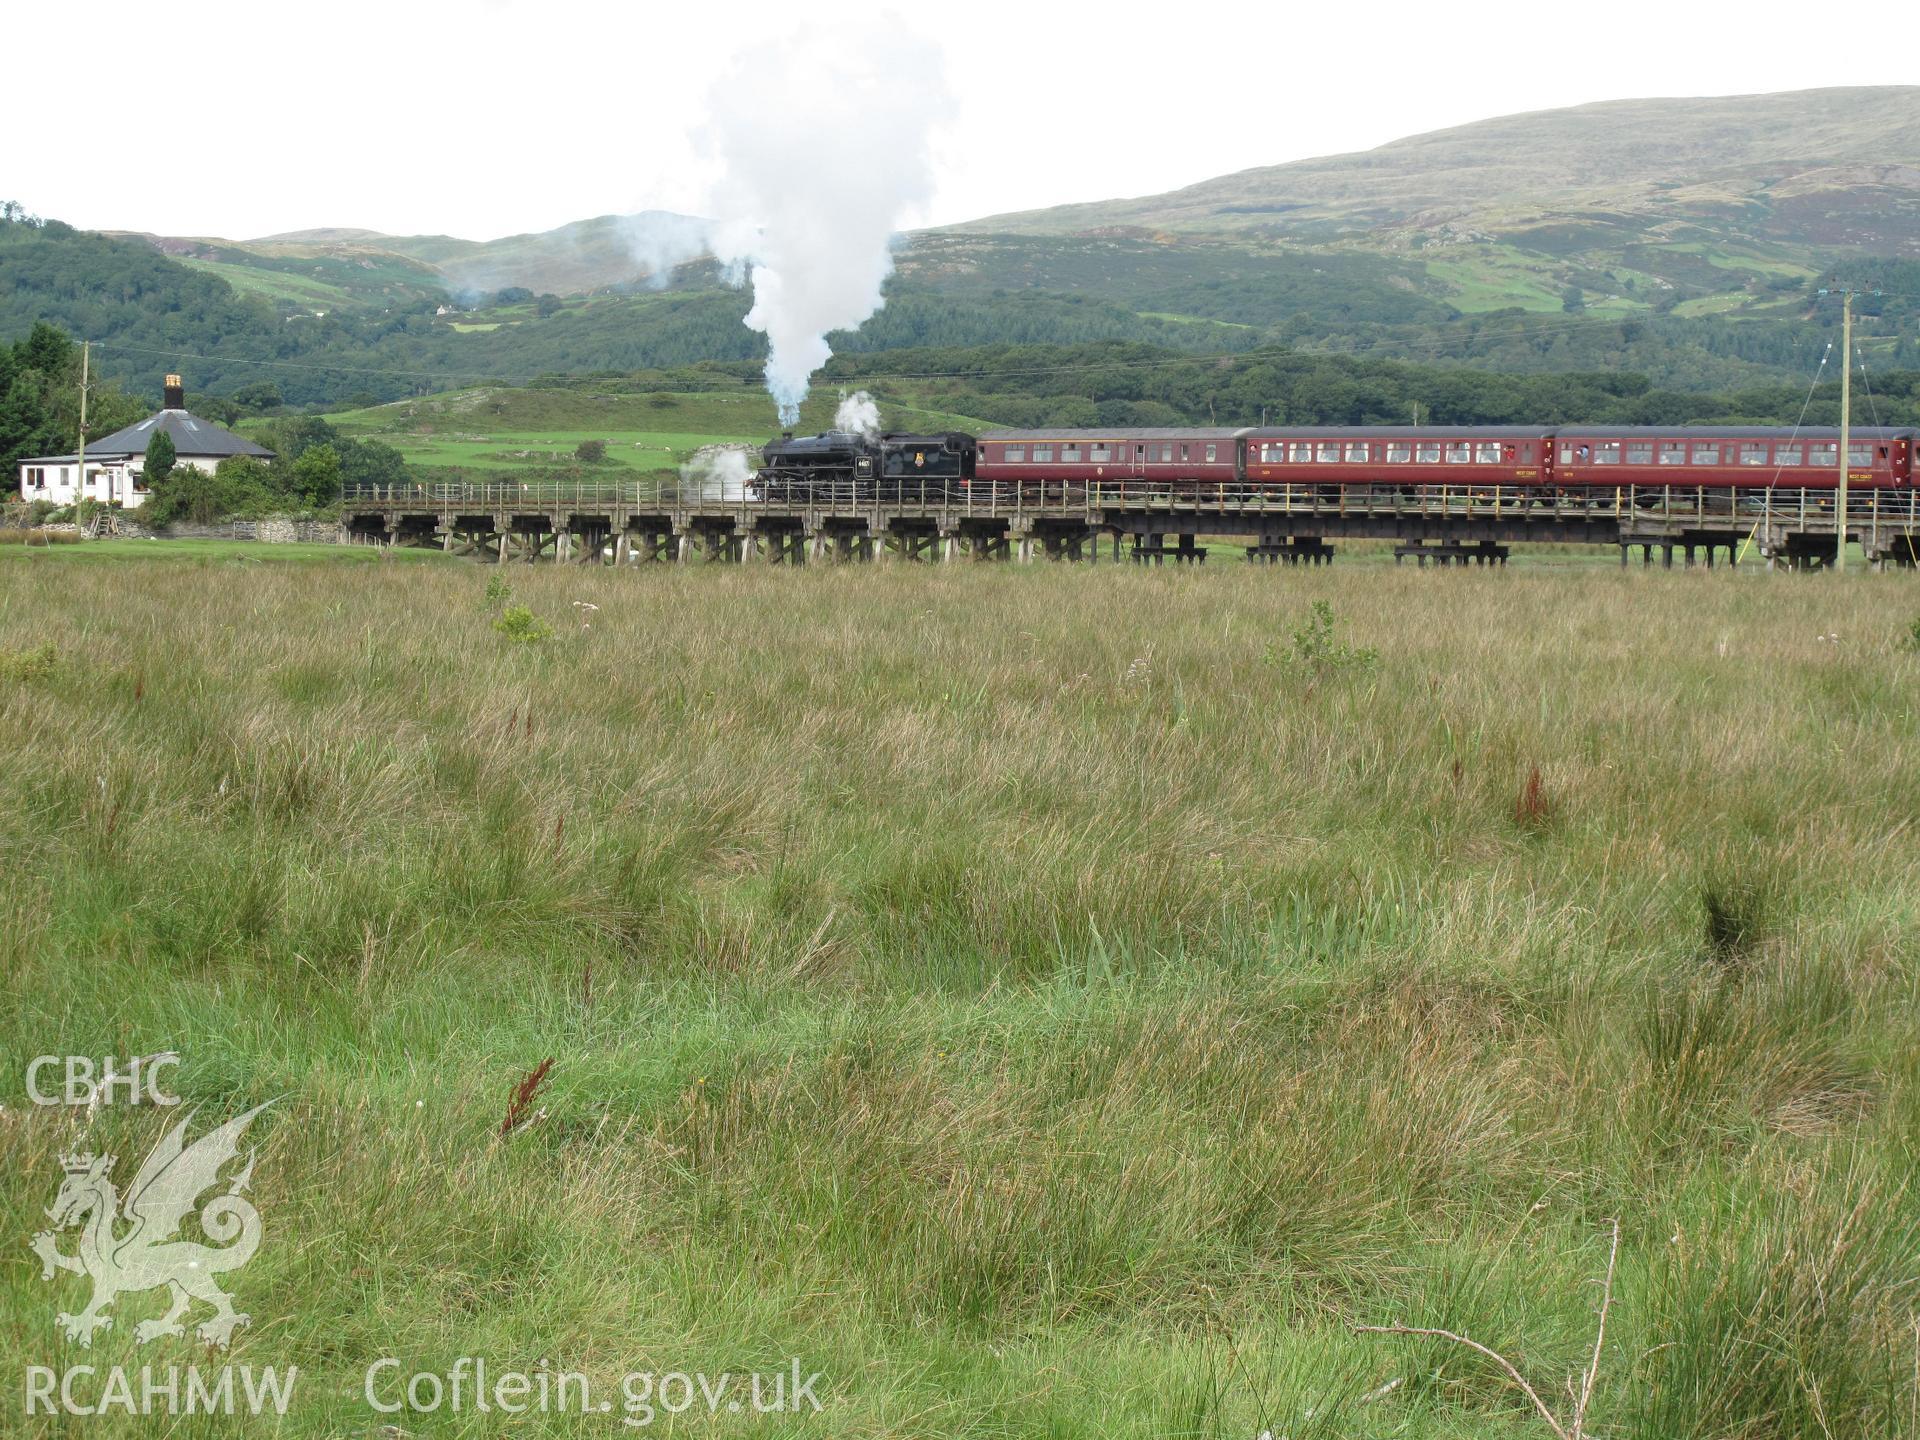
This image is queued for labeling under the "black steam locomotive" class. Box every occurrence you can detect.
[755,430,975,503]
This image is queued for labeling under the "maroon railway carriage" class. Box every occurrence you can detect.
[1238,426,1555,490]
[1553,426,1914,490]
[976,429,1241,492]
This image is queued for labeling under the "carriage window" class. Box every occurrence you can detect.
[1444,442,1472,463]
[1386,443,1412,464]
[1260,443,1285,463]
[1004,445,1026,463]
[1345,442,1370,463]
[1416,442,1441,463]
[1593,442,1621,465]
[1475,442,1501,463]
[1558,443,1573,464]
[1061,444,1082,462]
[1774,444,1803,466]
[1625,442,1654,465]
[1809,442,1836,466]
[1205,444,1217,462]
[1032,444,1054,463]
[1690,444,1721,465]
[1659,442,1687,466]
[1316,442,1341,463]
[1089,444,1112,463]
[1849,443,1874,466]
[1288,442,1313,463]
[1160,444,1173,462]
[1739,443,1769,466]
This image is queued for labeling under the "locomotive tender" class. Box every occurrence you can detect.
[760,424,1914,498]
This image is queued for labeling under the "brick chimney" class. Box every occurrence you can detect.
[163,373,185,410]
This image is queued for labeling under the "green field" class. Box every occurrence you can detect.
[311,387,1003,477]
[2,550,1917,1438]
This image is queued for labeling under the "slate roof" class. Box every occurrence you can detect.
[22,408,275,464]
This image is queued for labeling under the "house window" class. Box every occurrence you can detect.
[1775,444,1803,466]
[1317,442,1341,463]
[1345,442,1370,463]
[1416,442,1441,463]
[1593,442,1621,465]
[1690,443,1721,465]
[1659,441,1687,465]
[1809,442,1837,466]
[1444,442,1472,463]
[1626,442,1654,465]
[1032,444,1054,463]
[1089,443,1112,463]
[1475,441,1502,463]
[1739,443,1769,466]
[1004,444,1026,463]
[1386,443,1412,464]
[1061,444,1082,463]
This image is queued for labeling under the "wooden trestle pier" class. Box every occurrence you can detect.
[343,478,1920,571]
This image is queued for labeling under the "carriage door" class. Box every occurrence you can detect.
[1132,441,1147,483]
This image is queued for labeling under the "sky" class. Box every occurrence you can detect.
[6,0,1907,241]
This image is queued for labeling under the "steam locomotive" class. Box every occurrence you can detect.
[757,424,1915,500]
[755,429,975,502]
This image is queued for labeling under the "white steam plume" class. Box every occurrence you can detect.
[680,444,754,501]
[702,21,953,428]
[833,390,881,436]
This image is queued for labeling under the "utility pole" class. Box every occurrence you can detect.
[1836,292,1851,573]
[76,341,89,511]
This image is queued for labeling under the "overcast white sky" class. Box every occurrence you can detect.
[6,0,1905,241]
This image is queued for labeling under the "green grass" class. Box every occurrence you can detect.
[0,538,450,565]
[310,387,1005,476]
[174,258,357,311]
[2,557,1917,1438]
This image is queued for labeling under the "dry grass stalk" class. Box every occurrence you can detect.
[499,1057,555,1137]
[1356,1218,1621,1440]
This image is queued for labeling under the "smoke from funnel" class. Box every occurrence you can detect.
[701,22,953,427]
[833,390,881,436]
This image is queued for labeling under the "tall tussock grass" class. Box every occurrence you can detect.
[1,553,1918,1437]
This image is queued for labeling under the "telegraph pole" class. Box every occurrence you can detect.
[1836,292,1851,572]
[76,341,89,510]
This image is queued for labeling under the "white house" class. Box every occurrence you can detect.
[17,374,275,511]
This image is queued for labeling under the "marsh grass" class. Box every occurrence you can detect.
[1,552,1917,1436]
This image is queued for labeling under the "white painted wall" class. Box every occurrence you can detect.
[16,454,221,512]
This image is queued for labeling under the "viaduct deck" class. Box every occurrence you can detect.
[342,479,1920,571]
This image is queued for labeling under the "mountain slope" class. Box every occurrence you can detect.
[955,87,1920,253]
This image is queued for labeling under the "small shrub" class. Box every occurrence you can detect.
[482,572,513,611]
[575,439,608,464]
[0,643,58,681]
[1266,600,1377,676]
[1902,614,1920,652]
[493,604,551,644]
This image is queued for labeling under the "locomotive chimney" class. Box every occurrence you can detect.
[163,373,185,410]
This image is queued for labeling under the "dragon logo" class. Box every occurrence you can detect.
[30,1102,271,1349]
